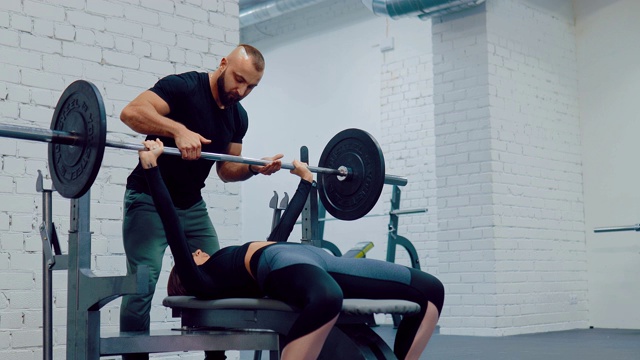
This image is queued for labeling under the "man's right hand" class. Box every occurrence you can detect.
[175,128,212,160]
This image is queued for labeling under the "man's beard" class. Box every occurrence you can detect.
[217,69,241,106]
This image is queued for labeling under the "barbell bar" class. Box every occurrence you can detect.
[0,124,80,145]
[593,224,640,233]
[0,123,408,185]
[105,139,408,186]
[0,80,410,221]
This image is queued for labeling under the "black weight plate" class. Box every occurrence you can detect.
[48,80,106,199]
[318,128,385,221]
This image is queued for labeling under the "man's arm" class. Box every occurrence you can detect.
[216,142,283,182]
[120,90,211,160]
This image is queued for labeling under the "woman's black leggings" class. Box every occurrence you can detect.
[256,243,445,359]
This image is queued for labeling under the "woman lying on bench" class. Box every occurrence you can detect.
[139,139,444,360]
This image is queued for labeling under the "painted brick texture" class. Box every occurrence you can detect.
[380,43,438,274]
[433,0,586,336]
[486,0,587,335]
[0,1,241,359]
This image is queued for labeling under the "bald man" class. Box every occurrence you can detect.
[119,45,281,360]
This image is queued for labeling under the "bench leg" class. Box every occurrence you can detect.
[269,349,280,360]
[319,324,397,359]
[251,349,280,360]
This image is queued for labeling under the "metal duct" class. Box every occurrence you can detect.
[362,0,486,19]
[240,0,327,27]
[238,0,485,28]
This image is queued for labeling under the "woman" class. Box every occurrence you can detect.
[139,139,444,360]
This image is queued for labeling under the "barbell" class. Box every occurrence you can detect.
[0,80,409,221]
[593,224,640,233]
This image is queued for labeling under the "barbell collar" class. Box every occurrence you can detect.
[383,174,408,186]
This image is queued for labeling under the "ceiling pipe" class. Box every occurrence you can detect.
[240,0,328,28]
[361,0,486,19]
[239,0,485,28]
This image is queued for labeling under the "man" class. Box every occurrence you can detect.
[119,44,281,360]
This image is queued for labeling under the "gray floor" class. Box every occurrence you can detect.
[244,325,640,359]
[373,325,640,360]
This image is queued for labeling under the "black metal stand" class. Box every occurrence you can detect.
[37,171,68,360]
[385,185,421,270]
[65,191,149,359]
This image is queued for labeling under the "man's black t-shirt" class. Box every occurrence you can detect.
[126,71,248,208]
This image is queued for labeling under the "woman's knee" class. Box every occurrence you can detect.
[265,264,344,315]
[410,269,445,315]
[306,279,343,316]
[265,264,343,343]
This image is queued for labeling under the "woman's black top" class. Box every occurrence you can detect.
[144,166,312,299]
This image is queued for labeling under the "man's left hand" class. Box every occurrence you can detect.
[254,154,283,175]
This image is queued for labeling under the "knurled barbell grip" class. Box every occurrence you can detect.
[105,140,408,185]
[106,140,344,175]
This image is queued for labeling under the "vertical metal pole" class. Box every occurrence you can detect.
[299,146,320,247]
[385,185,421,270]
[42,189,53,360]
[66,191,92,360]
[386,185,401,263]
[66,197,79,360]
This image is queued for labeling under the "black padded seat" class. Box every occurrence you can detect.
[340,299,420,316]
[163,296,420,330]
[164,296,297,312]
[164,296,419,318]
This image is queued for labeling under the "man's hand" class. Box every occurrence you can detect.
[175,128,212,160]
[250,154,284,175]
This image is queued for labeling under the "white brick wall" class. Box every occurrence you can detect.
[0,1,241,359]
[486,0,586,335]
[379,24,438,274]
[434,0,586,336]
[432,2,494,335]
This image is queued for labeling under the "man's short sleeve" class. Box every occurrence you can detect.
[148,74,192,113]
[230,103,249,144]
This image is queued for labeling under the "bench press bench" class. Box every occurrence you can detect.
[36,170,422,360]
[162,296,421,359]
